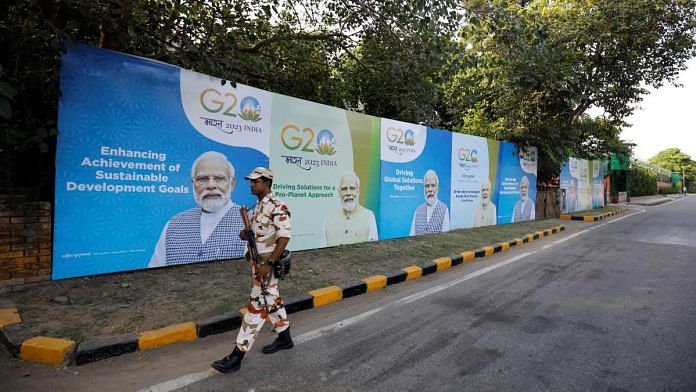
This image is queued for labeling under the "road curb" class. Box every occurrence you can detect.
[20,336,76,366]
[560,207,628,222]
[1,322,34,357]
[138,322,198,351]
[196,312,243,338]
[74,333,138,366]
[362,275,388,291]
[309,286,343,308]
[3,224,565,367]
[0,306,21,328]
[284,293,314,314]
[630,198,674,206]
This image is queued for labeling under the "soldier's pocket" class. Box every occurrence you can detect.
[257,214,271,224]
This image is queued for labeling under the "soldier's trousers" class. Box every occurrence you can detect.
[235,257,290,352]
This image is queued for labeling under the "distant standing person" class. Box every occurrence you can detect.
[211,167,293,373]
[410,170,450,235]
[511,176,535,222]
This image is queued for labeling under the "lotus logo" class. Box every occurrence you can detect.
[404,129,415,146]
[239,96,262,122]
[470,149,478,163]
[315,129,337,156]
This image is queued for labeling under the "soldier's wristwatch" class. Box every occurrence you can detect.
[266,259,276,266]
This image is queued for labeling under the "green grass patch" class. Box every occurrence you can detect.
[9,219,565,340]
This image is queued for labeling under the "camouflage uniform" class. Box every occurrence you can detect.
[236,193,291,352]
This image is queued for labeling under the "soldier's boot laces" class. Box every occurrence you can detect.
[262,328,294,354]
[211,346,245,373]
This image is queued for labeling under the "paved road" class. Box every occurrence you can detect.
[3,197,695,391]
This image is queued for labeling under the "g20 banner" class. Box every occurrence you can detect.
[591,160,606,208]
[269,93,380,251]
[54,44,269,279]
[494,142,538,224]
[379,121,452,240]
[560,157,605,213]
[450,134,500,229]
[55,44,541,280]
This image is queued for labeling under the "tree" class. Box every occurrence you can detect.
[338,1,461,125]
[631,164,658,196]
[2,0,695,194]
[0,0,461,195]
[649,148,692,171]
[444,0,696,180]
[648,148,696,190]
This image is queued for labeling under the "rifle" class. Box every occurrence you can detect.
[240,206,271,316]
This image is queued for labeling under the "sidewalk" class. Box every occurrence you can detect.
[630,193,686,206]
[0,207,622,366]
[2,219,568,342]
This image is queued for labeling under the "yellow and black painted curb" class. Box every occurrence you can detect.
[560,208,628,222]
[2,225,565,366]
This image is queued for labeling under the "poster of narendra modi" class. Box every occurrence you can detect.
[268,93,381,251]
[379,121,452,240]
[54,44,269,279]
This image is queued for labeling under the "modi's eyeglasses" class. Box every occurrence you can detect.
[193,175,229,186]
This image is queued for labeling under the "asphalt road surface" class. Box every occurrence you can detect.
[3,197,695,391]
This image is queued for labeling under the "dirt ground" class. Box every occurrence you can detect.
[2,210,618,343]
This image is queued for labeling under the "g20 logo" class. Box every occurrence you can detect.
[199,89,262,122]
[281,125,336,156]
[386,127,416,146]
[458,148,479,163]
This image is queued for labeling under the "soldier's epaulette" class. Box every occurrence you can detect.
[271,196,288,207]
[267,194,281,203]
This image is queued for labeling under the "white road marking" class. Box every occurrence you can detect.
[399,252,533,305]
[296,251,535,343]
[138,369,218,392]
[138,208,645,392]
[137,250,526,392]
[607,209,644,223]
[552,230,589,244]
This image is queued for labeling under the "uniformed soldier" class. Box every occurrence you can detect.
[212,167,293,373]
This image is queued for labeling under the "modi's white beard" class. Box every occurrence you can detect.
[426,194,437,206]
[195,189,230,213]
[520,194,528,202]
[342,198,356,212]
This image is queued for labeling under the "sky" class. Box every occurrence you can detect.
[618,57,696,161]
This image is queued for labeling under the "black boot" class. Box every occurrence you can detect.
[262,328,294,354]
[211,346,245,373]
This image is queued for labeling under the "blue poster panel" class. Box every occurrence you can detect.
[591,159,605,208]
[494,142,538,224]
[379,120,452,240]
[54,44,269,279]
[450,133,500,229]
[559,162,576,213]
[560,157,600,213]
